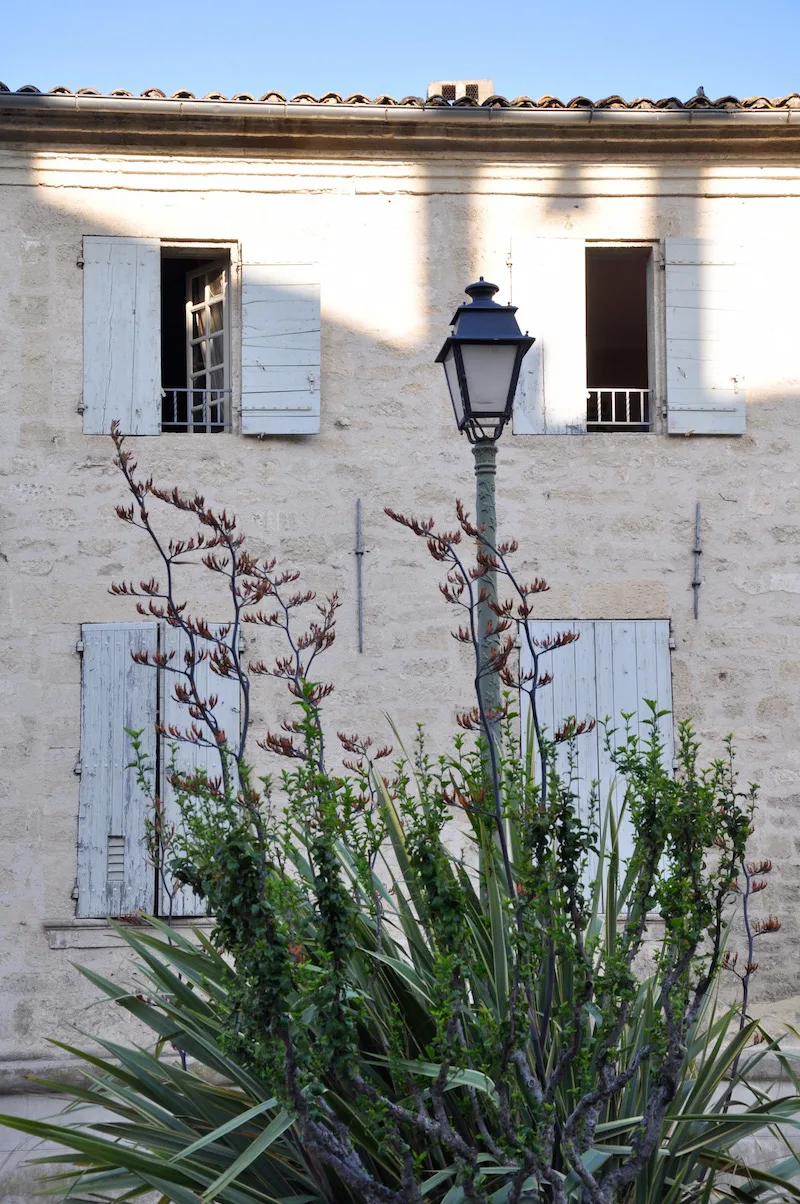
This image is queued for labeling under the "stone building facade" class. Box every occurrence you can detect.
[3,82,800,1196]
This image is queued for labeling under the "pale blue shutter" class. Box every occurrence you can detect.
[159,626,241,917]
[521,620,673,868]
[240,262,321,435]
[512,237,587,435]
[82,236,161,435]
[665,239,745,435]
[77,623,157,918]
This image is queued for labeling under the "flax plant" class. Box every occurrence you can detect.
[2,429,800,1203]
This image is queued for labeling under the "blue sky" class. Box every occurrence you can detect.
[5,0,800,103]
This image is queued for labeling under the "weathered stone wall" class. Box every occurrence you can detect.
[2,143,800,1195]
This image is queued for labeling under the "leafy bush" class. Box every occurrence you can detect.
[3,431,800,1203]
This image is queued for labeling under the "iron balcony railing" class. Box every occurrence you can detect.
[587,387,650,430]
[161,388,232,433]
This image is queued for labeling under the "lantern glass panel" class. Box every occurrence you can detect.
[459,344,518,415]
[442,347,465,427]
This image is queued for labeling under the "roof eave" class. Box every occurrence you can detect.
[2,92,800,157]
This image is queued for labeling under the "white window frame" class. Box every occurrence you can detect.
[584,240,663,435]
[160,240,240,434]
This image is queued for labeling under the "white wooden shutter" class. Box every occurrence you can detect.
[77,623,157,918]
[512,237,587,435]
[521,620,673,869]
[82,236,161,435]
[159,626,241,917]
[665,239,745,435]
[240,261,321,435]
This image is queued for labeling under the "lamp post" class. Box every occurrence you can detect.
[436,278,534,744]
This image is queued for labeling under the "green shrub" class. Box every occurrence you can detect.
[3,431,799,1203]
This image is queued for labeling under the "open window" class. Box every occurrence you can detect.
[161,249,231,433]
[82,236,322,438]
[586,247,650,432]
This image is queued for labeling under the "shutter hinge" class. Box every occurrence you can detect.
[76,255,84,269]
[668,636,677,650]
[74,757,82,776]
[70,880,79,901]
[76,639,84,653]
[76,399,86,414]
[238,637,246,654]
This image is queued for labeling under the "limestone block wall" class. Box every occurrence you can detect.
[2,142,800,1194]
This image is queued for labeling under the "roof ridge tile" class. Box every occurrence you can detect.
[5,85,800,111]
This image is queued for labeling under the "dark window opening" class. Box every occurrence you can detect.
[586,247,650,432]
[160,250,230,433]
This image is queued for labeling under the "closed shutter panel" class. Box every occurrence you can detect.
[82,236,161,436]
[159,626,241,917]
[665,239,745,435]
[512,237,587,435]
[521,620,673,869]
[240,262,321,435]
[77,623,157,918]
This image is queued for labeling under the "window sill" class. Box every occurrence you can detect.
[43,919,213,950]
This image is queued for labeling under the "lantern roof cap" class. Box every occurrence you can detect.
[448,277,519,326]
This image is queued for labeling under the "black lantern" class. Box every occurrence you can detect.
[436,278,534,442]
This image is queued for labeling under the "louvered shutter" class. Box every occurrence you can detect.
[77,623,157,918]
[521,620,673,869]
[512,237,587,435]
[240,261,321,435]
[82,236,161,436]
[159,626,241,917]
[665,239,745,435]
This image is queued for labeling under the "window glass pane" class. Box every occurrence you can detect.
[459,344,517,414]
[210,368,225,392]
[192,341,207,374]
[192,308,206,338]
[208,300,224,334]
[191,275,204,305]
[210,335,224,367]
[208,269,224,298]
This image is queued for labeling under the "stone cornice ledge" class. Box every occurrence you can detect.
[3,93,800,157]
[43,918,213,949]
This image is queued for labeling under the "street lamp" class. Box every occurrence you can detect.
[436,278,534,738]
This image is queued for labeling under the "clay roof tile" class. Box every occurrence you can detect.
[8,85,800,113]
